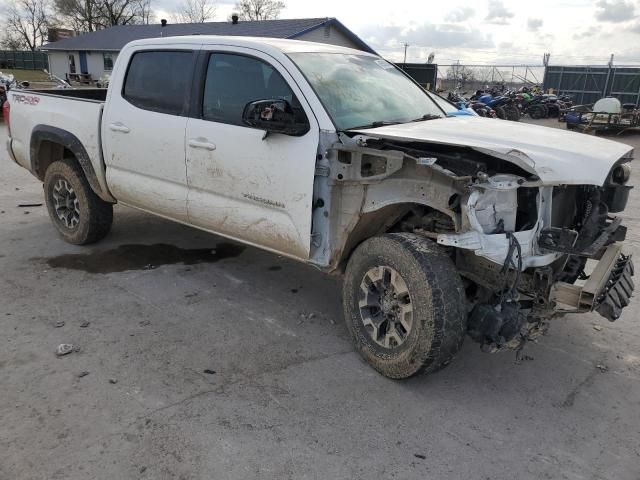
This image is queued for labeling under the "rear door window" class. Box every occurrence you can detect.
[123,51,193,115]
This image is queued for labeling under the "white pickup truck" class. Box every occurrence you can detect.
[5,36,635,378]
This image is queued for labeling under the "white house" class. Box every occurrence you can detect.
[41,17,375,82]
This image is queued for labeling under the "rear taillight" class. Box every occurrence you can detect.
[2,99,10,135]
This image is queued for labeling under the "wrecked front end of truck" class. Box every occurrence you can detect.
[327,130,634,353]
[439,159,634,352]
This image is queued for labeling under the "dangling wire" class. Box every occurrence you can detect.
[500,232,522,304]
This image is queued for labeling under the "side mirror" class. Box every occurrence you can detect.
[242,99,309,137]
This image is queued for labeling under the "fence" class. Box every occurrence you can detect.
[436,64,545,93]
[543,65,640,106]
[0,50,49,70]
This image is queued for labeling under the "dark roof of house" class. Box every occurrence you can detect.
[41,17,375,53]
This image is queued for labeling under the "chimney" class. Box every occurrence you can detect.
[231,13,239,24]
[161,19,167,27]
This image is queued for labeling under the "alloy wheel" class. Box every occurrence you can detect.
[358,266,414,349]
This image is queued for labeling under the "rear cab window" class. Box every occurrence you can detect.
[123,50,194,115]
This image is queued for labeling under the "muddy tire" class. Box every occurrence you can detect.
[343,233,467,379]
[529,106,544,119]
[43,159,113,245]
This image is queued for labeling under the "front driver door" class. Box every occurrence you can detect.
[185,49,319,260]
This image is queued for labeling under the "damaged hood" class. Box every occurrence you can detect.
[351,116,634,185]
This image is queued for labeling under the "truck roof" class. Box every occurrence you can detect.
[125,35,377,57]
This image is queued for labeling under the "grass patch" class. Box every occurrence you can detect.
[0,69,50,82]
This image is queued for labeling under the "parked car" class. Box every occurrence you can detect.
[5,37,635,379]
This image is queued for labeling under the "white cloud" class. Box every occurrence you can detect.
[360,22,494,51]
[485,0,514,25]
[527,17,543,31]
[445,7,475,23]
[573,25,602,40]
[595,0,635,23]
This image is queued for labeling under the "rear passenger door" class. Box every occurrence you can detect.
[102,49,197,222]
[185,48,319,260]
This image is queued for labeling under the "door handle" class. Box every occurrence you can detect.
[109,123,130,133]
[188,138,216,151]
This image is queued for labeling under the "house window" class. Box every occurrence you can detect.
[103,52,114,71]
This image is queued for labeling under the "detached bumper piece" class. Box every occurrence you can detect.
[550,243,634,321]
[595,253,634,321]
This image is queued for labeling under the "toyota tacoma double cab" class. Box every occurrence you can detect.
[5,36,635,378]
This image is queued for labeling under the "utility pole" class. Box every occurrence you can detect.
[402,43,409,65]
[608,53,614,68]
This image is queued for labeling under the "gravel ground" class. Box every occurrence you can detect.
[1,118,640,480]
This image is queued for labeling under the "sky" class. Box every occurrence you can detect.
[152,0,640,66]
[0,0,638,66]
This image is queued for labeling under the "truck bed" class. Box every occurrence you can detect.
[7,87,110,197]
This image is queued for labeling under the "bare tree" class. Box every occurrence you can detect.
[96,0,141,26]
[173,0,215,23]
[55,0,106,32]
[4,0,52,51]
[445,64,477,87]
[135,0,154,24]
[54,0,153,32]
[1,31,27,50]
[234,0,284,21]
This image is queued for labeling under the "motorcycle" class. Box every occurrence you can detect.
[0,72,15,113]
[43,69,72,89]
[448,92,497,118]
[473,90,520,121]
[518,93,549,119]
[0,72,30,119]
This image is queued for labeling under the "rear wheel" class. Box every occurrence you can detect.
[44,159,113,245]
[343,233,467,379]
[529,105,544,119]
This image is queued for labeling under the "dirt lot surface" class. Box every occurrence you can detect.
[1,118,640,480]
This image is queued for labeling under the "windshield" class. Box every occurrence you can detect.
[288,52,444,130]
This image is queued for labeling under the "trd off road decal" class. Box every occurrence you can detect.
[12,94,40,106]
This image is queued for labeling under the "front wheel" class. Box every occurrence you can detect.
[343,234,467,379]
[44,159,113,245]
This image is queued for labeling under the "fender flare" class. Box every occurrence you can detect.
[30,125,112,201]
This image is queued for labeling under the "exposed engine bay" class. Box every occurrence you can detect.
[313,131,634,354]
